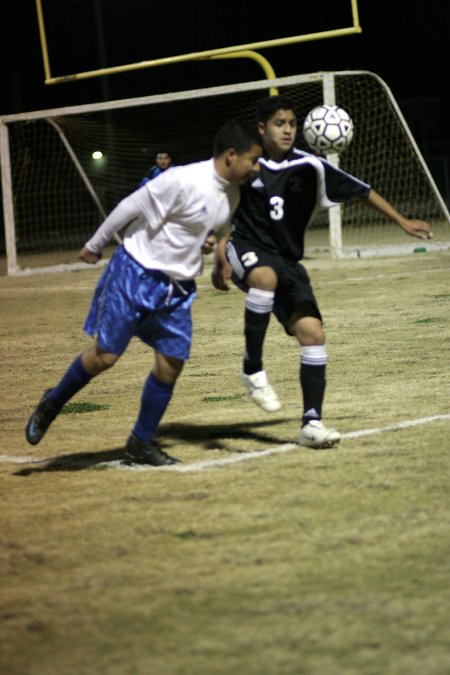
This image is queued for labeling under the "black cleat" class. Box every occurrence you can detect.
[25,389,59,445]
[124,433,180,466]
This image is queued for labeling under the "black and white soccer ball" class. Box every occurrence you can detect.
[303,105,354,154]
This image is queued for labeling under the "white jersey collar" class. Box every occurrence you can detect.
[211,158,231,190]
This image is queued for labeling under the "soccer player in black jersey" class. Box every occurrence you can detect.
[213,96,433,449]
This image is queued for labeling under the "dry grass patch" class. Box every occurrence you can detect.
[0,251,449,674]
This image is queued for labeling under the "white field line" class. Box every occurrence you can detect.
[0,454,37,464]
[342,415,450,439]
[318,267,450,286]
[0,285,95,295]
[1,414,449,472]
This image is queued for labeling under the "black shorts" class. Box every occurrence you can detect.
[226,236,322,332]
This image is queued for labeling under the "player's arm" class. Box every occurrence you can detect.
[211,186,241,290]
[78,246,102,264]
[79,173,181,265]
[201,230,216,255]
[364,189,434,240]
[78,192,144,264]
[211,232,232,291]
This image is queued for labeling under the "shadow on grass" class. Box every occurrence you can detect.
[162,417,293,450]
[14,417,294,476]
[14,447,126,476]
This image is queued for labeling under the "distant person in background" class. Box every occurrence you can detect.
[139,151,172,187]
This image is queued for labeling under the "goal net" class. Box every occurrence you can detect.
[1,71,449,275]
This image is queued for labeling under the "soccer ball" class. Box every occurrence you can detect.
[303,105,354,154]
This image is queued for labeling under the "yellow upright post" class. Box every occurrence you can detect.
[205,51,278,95]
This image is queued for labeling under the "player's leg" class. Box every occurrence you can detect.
[243,265,277,374]
[125,273,196,466]
[26,245,136,446]
[25,342,119,445]
[289,312,340,449]
[240,266,281,412]
[226,239,281,412]
[133,351,183,445]
[289,314,326,424]
[273,262,340,449]
[125,352,183,466]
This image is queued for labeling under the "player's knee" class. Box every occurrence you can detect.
[291,316,325,345]
[154,353,184,384]
[82,348,118,375]
[247,266,277,291]
[309,328,325,345]
[91,351,118,373]
[97,352,119,370]
[296,330,325,346]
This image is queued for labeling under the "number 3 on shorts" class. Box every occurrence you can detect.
[270,196,285,221]
[242,251,259,267]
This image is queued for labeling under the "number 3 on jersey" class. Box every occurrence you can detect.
[269,196,285,221]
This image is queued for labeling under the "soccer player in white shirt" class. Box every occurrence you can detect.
[25,120,262,465]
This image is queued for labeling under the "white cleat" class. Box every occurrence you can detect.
[299,420,341,449]
[240,370,281,413]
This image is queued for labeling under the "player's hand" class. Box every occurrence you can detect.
[401,219,434,240]
[201,232,216,255]
[211,259,232,291]
[78,246,102,264]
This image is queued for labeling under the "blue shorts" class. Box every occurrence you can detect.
[84,246,197,360]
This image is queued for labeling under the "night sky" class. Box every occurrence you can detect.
[1,0,449,154]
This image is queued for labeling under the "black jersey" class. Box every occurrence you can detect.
[231,148,371,261]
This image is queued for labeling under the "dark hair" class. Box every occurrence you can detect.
[256,96,297,124]
[213,119,261,157]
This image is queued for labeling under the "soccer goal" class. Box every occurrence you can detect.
[1,71,449,275]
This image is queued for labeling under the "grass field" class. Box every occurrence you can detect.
[1,250,449,675]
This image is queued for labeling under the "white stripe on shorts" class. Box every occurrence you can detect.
[226,241,245,279]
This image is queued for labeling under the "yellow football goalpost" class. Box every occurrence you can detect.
[34,0,361,89]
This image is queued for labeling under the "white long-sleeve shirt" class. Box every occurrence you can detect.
[86,158,240,280]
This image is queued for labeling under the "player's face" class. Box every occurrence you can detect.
[259,109,297,160]
[228,144,262,184]
[156,153,171,170]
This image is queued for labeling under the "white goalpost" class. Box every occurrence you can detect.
[1,71,449,275]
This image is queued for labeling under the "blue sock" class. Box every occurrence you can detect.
[47,355,93,410]
[133,372,174,443]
